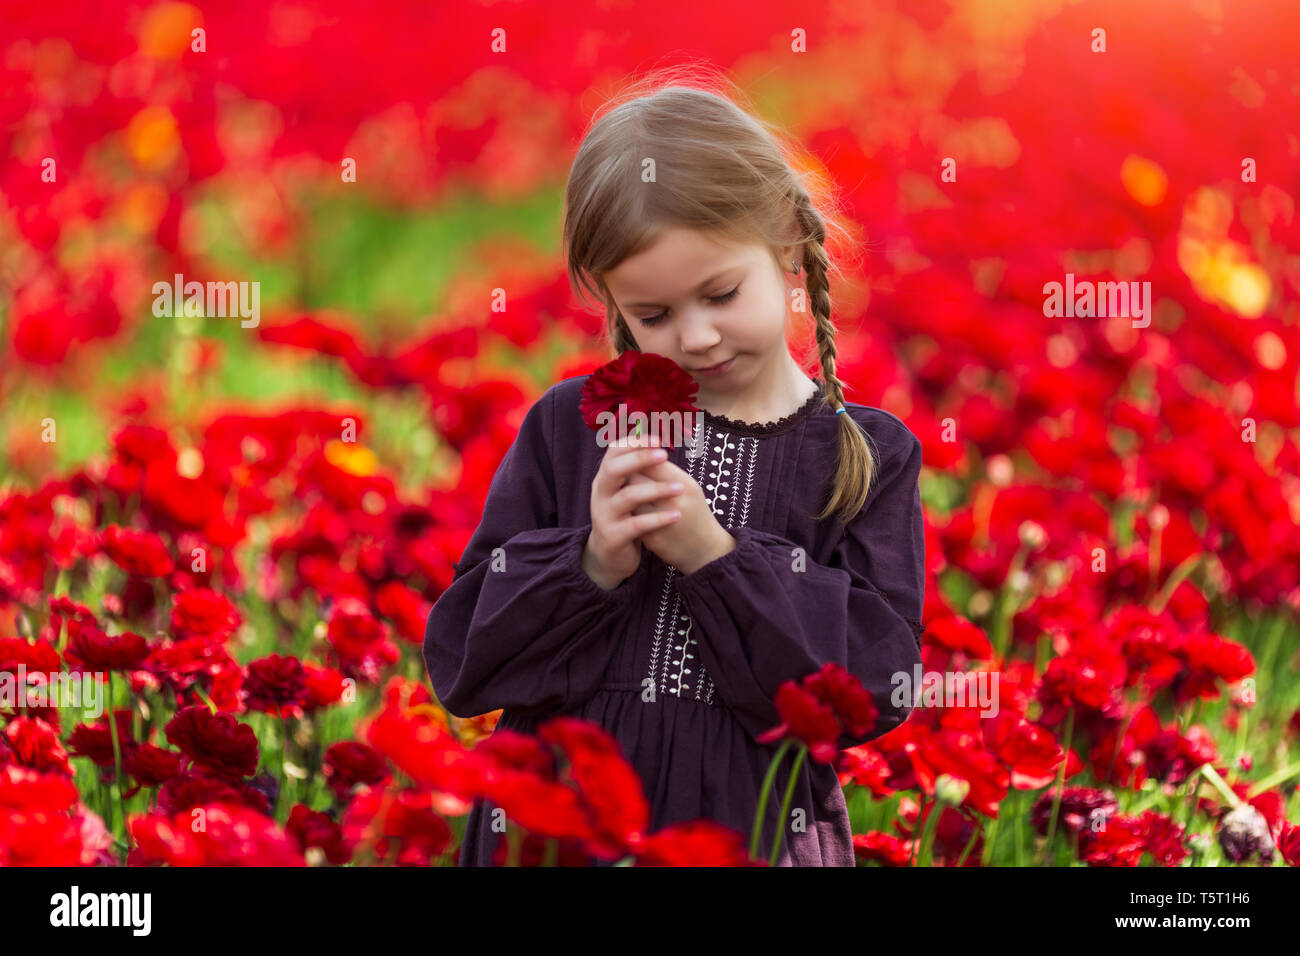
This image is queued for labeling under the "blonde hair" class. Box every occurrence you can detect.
[562,66,877,524]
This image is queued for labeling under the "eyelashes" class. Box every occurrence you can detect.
[638,286,741,327]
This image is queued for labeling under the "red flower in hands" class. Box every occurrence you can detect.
[579,351,700,447]
[758,663,879,762]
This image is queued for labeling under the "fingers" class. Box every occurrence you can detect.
[598,445,671,493]
[612,479,683,514]
[618,507,682,539]
[593,505,681,556]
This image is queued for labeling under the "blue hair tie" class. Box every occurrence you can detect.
[836,407,847,415]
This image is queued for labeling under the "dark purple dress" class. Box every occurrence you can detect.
[422,374,926,866]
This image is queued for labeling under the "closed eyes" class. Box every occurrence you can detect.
[637,286,740,327]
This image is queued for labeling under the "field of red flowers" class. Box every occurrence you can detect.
[2,0,1299,866]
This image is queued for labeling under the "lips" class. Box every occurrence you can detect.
[694,357,734,372]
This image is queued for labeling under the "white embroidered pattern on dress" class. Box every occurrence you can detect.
[646,424,760,705]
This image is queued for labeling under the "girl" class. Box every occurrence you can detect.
[423,73,926,866]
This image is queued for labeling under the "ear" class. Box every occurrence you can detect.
[780,243,801,273]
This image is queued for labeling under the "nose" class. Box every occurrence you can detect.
[678,307,722,355]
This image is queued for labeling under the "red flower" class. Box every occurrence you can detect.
[171,587,241,641]
[122,743,186,790]
[1030,786,1119,835]
[67,710,139,767]
[64,625,150,672]
[2,716,72,776]
[340,787,453,866]
[155,773,270,816]
[578,351,700,447]
[164,705,259,780]
[1277,821,1300,867]
[1169,630,1254,704]
[757,683,842,763]
[538,717,649,860]
[853,830,914,866]
[325,598,400,684]
[1078,810,1188,867]
[286,804,352,865]
[302,663,348,712]
[364,702,489,798]
[243,654,308,717]
[473,732,595,843]
[905,728,1010,817]
[46,596,98,644]
[632,820,757,866]
[100,525,175,577]
[374,581,429,644]
[758,663,880,762]
[804,662,879,739]
[982,712,1065,789]
[128,801,304,865]
[323,741,391,799]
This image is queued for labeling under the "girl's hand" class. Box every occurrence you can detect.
[626,458,736,574]
[582,435,687,590]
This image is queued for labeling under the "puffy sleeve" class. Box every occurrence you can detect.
[672,427,927,748]
[422,386,639,720]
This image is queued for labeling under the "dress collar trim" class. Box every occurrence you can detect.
[700,378,829,438]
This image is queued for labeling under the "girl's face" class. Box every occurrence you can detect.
[601,225,800,405]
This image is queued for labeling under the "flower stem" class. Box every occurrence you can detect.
[750,738,792,861]
[980,810,1000,866]
[106,671,130,853]
[1199,763,1246,810]
[768,744,807,866]
[277,710,291,817]
[1040,706,1075,865]
[955,820,981,866]
[1247,759,1300,797]
[916,798,945,867]
[1148,552,1200,614]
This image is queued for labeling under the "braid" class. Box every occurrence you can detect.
[793,192,877,523]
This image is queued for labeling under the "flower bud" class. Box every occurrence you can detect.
[1218,804,1275,863]
[1019,520,1045,549]
[934,773,970,806]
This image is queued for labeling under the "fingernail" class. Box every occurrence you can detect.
[670,482,683,492]
[654,449,668,459]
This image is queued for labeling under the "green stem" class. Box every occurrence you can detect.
[1178,698,1204,735]
[1040,706,1075,864]
[992,542,1032,659]
[1014,789,1026,866]
[505,823,522,867]
[1104,702,1135,785]
[1034,632,1051,677]
[955,819,981,867]
[106,671,130,853]
[1199,763,1246,810]
[191,683,217,713]
[1181,776,1203,828]
[750,738,792,860]
[769,745,808,866]
[1148,552,1200,614]
[277,710,290,818]
[915,796,945,867]
[980,811,1001,866]
[1247,759,1300,798]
